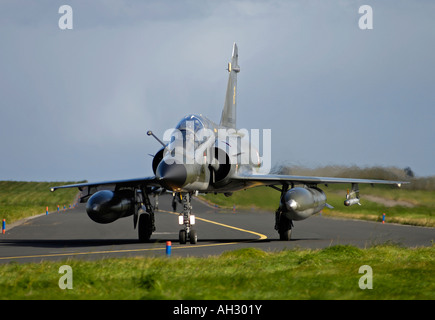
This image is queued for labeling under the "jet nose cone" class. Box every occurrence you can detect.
[156,161,187,190]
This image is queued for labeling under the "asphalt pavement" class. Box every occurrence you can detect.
[0,194,433,263]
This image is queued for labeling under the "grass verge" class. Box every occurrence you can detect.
[0,181,81,224]
[201,185,435,227]
[0,245,433,300]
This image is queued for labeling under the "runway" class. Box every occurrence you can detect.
[0,194,433,263]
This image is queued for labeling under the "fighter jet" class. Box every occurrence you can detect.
[51,43,407,244]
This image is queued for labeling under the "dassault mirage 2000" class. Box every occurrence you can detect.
[51,43,407,244]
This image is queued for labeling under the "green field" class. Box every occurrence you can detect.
[0,245,433,299]
[0,181,81,224]
[0,178,433,300]
[201,184,435,227]
[1,167,434,228]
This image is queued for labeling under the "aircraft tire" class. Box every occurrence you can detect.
[189,230,197,244]
[279,229,292,241]
[277,214,293,241]
[138,213,152,243]
[179,230,187,244]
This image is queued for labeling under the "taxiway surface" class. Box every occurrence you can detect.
[0,194,433,263]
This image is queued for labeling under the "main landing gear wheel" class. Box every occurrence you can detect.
[275,208,293,241]
[138,213,153,243]
[274,184,294,241]
[279,229,292,241]
[136,189,156,243]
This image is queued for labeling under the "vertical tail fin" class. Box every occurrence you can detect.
[220,42,240,129]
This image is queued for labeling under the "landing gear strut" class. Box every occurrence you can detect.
[137,188,156,243]
[274,184,293,241]
[178,192,197,244]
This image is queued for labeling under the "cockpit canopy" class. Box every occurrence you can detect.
[175,114,205,134]
[167,114,216,157]
[172,114,217,145]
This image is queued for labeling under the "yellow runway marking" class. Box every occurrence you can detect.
[164,210,268,240]
[0,242,239,261]
[0,210,267,261]
[198,217,267,240]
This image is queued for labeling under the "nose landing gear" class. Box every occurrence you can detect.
[178,192,197,244]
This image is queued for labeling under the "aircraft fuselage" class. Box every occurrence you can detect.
[155,114,262,193]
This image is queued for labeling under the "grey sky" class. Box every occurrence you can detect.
[0,0,434,181]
